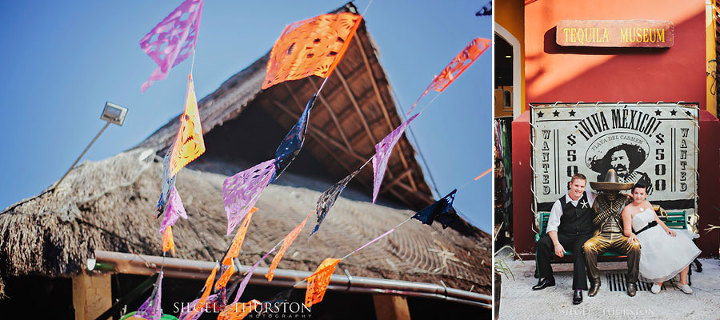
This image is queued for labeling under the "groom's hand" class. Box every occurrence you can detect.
[554,243,565,257]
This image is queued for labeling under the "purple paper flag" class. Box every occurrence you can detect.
[222,159,276,235]
[139,0,204,92]
[372,113,420,203]
[233,248,276,304]
[178,293,219,320]
[159,186,188,234]
[135,272,164,320]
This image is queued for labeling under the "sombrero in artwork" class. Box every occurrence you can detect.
[589,169,634,191]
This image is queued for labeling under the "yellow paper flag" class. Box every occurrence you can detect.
[223,207,258,266]
[169,74,206,177]
[304,258,340,307]
[266,212,312,282]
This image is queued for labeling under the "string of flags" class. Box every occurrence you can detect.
[131,2,490,319]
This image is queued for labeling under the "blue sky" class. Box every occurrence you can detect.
[0,1,492,232]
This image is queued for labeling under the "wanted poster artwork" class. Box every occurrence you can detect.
[530,103,698,230]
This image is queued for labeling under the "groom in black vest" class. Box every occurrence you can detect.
[533,173,596,305]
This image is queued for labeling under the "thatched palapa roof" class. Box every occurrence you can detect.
[0,3,491,300]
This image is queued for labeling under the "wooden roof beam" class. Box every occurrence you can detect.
[306,77,354,153]
[380,169,413,192]
[269,98,367,163]
[354,35,415,189]
[335,66,377,145]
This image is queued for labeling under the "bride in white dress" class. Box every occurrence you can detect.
[621,184,701,294]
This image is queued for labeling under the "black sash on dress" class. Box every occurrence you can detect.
[635,221,658,235]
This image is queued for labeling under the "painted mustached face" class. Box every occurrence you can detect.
[610,149,631,177]
[568,178,586,201]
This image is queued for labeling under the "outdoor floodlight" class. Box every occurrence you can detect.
[53,101,129,191]
[100,101,128,126]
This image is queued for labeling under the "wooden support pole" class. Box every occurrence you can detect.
[73,272,112,320]
[373,294,411,320]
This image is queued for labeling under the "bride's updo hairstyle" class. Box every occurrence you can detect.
[631,183,648,194]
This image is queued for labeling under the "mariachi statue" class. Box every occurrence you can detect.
[583,169,641,297]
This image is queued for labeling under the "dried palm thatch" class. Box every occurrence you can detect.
[0,148,491,298]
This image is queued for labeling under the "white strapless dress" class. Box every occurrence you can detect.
[632,209,701,282]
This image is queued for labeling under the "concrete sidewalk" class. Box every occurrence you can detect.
[497,255,720,319]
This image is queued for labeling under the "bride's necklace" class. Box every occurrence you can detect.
[639,207,645,212]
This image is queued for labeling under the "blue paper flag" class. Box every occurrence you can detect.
[271,94,317,183]
[412,189,459,229]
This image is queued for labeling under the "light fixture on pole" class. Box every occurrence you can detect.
[52,102,128,191]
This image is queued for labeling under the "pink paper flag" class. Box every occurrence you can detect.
[232,248,276,304]
[222,159,276,235]
[372,113,420,203]
[178,294,219,320]
[135,272,164,320]
[139,0,204,92]
[159,186,188,234]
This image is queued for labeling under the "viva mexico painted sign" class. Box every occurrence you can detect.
[530,103,698,231]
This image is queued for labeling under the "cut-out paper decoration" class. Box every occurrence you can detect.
[222,207,257,266]
[184,265,217,320]
[223,160,275,235]
[159,186,188,234]
[232,248,276,304]
[262,13,363,90]
[304,258,341,307]
[179,294,218,320]
[215,263,236,291]
[134,272,164,320]
[218,300,261,320]
[310,168,361,237]
[266,212,312,281]
[168,74,206,177]
[156,149,177,215]
[372,113,420,203]
[271,94,317,183]
[139,0,204,92]
[412,189,460,229]
[162,226,175,255]
[407,37,491,115]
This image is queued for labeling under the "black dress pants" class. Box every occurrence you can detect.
[537,232,593,290]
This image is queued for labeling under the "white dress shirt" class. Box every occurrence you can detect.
[546,185,597,233]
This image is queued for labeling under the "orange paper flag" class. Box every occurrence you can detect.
[222,207,258,266]
[162,225,176,255]
[218,300,261,320]
[266,212,312,282]
[169,74,206,177]
[304,258,341,307]
[188,265,218,320]
[430,37,491,92]
[407,37,491,116]
[215,263,236,291]
[262,12,363,89]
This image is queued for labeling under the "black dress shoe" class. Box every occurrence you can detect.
[573,290,583,305]
[532,277,556,290]
[588,279,601,297]
[627,283,637,297]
